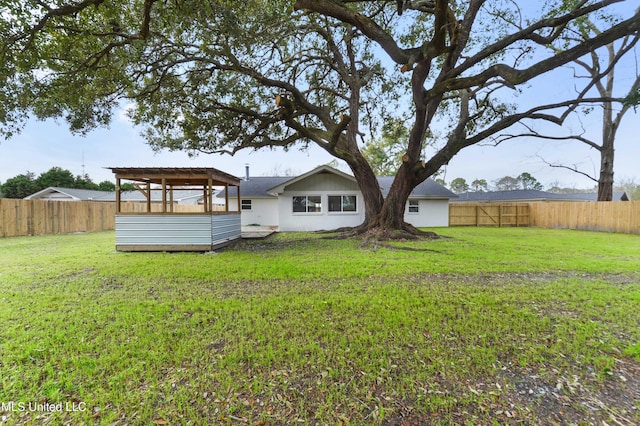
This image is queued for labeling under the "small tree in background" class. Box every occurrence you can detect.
[517,172,543,190]
[471,179,488,192]
[449,178,469,194]
[494,176,520,191]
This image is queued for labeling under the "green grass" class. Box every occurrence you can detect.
[0,228,639,424]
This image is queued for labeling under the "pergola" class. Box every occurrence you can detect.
[109,167,240,213]
[108,167,242,251]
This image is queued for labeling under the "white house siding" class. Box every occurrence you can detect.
[241,198,279,227]
[277,192,365,232]
[285,172,361,192]
[276,173,364,232]
[404,199,450,227]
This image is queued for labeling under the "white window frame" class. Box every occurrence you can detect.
[328,195,358,214]
[292,195,322,214]
[408,199,419,214]
[241,199,252,211]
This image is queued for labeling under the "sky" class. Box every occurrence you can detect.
[1,3,639,192]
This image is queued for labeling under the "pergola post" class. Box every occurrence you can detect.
[162,178,167,213]
[225,184,229,212]
[208,177,213,213]
[237,184,241,213]
[115,177,121,213]
[146,182,151,213]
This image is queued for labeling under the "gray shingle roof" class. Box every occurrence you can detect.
[377,177,457,199]
[218,172,456,199]
[25,187,113,201]
[218,177,291,198]
[25,187,217,202]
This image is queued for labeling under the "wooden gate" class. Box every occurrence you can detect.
[449,203,530,227]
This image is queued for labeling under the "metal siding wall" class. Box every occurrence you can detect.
[116,215,213,246]
[212,214,241,246]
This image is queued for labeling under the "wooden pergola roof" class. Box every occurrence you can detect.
[107,167,240,187]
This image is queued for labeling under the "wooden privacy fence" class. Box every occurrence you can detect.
[449,203,531,227]
[3,199,639,237]
[529,200,640,235]
[0,199,217,238]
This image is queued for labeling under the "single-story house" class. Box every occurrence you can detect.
[25,186,221,205]
[219,165,456,231]
[452,189,629,203]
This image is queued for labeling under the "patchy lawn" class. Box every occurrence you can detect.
[0,228,639,425]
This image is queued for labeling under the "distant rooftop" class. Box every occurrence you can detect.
[452,190,628,202]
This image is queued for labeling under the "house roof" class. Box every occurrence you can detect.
[24,187,113,201]
[452,190,629,202]
[551,191,629,201]
[218,176,291,198]
[25,187,219,203]
[217,166,456,199]
[377,176,457,199]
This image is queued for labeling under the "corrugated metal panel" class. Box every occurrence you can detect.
[212,214,241,247]
[115,214,241,250]
[116,215,212,247]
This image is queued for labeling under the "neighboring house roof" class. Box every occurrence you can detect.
[25,187,219,203]
[217,165,456,199]
[24,187,113,201]
[553,191,629,201]
[452,190,629,202]
[119,189,218,203]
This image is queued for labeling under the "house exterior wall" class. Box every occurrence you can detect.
[277,191,365,232]
[285,173,361,192]
[240,198,279,227]
[404,199,450,227]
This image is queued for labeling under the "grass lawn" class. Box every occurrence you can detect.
[0,227,639,425]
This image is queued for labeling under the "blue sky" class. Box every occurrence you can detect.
[1,3,638,191]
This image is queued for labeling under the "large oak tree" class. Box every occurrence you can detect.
[2,1,639,236]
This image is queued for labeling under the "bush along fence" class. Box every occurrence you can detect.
[2,199,639,237]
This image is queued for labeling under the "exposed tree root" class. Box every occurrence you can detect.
[317,222,444,252]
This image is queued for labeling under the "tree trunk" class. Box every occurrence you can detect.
[597,100,616,201]
[375,164,415,230]
[597,140,614,201]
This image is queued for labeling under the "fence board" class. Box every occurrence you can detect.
[449,203,530,227]
[3,199,639,237]
[0,200,220,238]
[528,201,640,234]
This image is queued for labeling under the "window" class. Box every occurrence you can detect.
[292,195,322,213]
[408,199,419,213]
[241,199,252,211]
[328,195,357,212]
